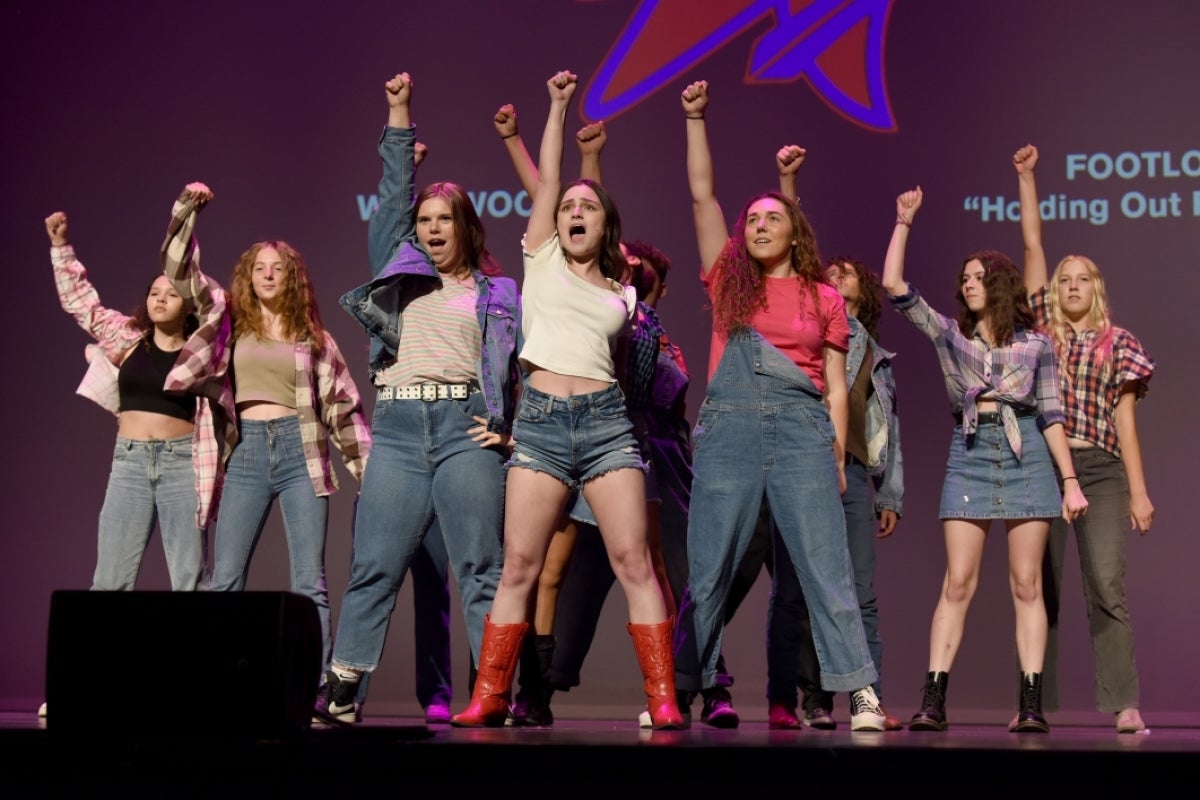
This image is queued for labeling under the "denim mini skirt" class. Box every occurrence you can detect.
[939,414,1062,520]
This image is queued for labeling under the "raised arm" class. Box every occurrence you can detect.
[682,80,727,274]
[776,144,807,204]
[367,72,418,273]
[577,120,607,184]
[161,182,213,300]
[47,211,142,359]
[1014,144,1048,295]
[881,187,922,297]
[494,103,539,198]
[525,70,576,252]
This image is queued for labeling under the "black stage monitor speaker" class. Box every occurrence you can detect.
[46,590,322,737]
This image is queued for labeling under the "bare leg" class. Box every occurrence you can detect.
[534,519,579,634]
[1006,518,1050,672]
[926,519,988,671]
[489,468,572,625]
[583,468,665,624]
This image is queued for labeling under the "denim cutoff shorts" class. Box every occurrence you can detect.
[939,414,1062,520]
[508,381,645,490]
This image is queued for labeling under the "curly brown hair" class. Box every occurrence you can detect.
[711,191,827,334]
[416,182,503,277]
[559,179,625,281]
[230,240,326,357]
[954,250,1034,346]
[827,256,883,341]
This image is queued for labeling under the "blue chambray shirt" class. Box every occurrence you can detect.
[339,124,522,434]
[845,315,904,518]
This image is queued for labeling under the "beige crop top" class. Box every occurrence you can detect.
[232,333,297,408]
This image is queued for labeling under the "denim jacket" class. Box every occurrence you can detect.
[845,316,904,518]
[339,124,522,434]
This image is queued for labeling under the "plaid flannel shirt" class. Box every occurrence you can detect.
[162,191,371,499]
[891,287,1065,459]
[1030,286,1154,458]
[52,241,228,530]
[624,301,665,411]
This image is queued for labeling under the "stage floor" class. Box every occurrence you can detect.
[6,711,1197,796]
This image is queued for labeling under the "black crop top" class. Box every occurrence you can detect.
[117,337,196,422]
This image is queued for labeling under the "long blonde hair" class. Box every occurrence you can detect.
[1044,254,1114,383]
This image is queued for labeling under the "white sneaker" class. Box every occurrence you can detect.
[849,686,886,731]
[638,708,652,729]
[37,702,47,718]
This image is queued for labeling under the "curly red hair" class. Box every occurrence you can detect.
[229,240,326,357]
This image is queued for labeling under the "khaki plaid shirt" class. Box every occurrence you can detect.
[161,191,370,500]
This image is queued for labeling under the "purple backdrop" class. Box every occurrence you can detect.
[2,0,1195,722]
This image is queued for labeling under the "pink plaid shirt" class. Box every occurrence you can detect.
[53,242,230,530]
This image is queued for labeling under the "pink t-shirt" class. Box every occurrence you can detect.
[702,267,850,393]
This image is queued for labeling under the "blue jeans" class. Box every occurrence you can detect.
[768,457,885,708]
[674,331,876,693]
[355,522,455,707]
[210,416,332,669]
[94,434,204,591]
[333,391,505,671]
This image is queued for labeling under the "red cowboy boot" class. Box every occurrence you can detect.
[627,617,686,730]
[451,616,528,727]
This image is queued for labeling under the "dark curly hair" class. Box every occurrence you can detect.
[710,191,827,335]
[623,239,672,302]
[559,179,625,281]
[827,256,883,341]
[954,250,1034,346]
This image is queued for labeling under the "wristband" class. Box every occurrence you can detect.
[501,132,519,140]
[685,114,704,119]
[895,216,911,227]
[1062,475,1079,482]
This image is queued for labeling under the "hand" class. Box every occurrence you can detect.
[576,120,607,156]
[681,80,708,117]
[877,509,899,538]
[1013,144,1039,175]
[837,462,847,496]
[414,141,429,167]
[547,70,577,103]
[183,181,213,209]
[896,186,923,225]
[385,72,412,108]
[45,211,68,246]
[1061,483,1089,522]
[469,416,509,449]
[776,145,807,176]
[493,103,518,139]
[1129,491,1154,535]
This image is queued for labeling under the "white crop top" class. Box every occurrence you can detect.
[518,234,635,382]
